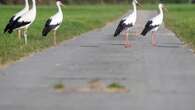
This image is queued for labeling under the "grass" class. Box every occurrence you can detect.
[0,5,128,65]
[107,82,125,89]
[165,4,195,49]
[53,82,65,92]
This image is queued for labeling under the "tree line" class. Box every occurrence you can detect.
[0,0,192,4]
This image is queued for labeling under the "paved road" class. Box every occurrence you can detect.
[0,11,195,110]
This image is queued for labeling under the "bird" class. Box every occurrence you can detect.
[114,0,141,48]
[4,0,29,39]
[42,0,64,46]
[5,0,38,44]
[141,4,165,47]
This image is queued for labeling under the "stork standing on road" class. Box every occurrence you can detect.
[4,0,29,39]
[114,0,141,48]
[141,4,165,47]
[42,0,64,46]
[5,0,38,44]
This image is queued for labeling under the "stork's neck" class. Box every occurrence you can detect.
[32,0,36,11]
[25,0,29,9]
[159,6,163,16]
[57,3,62,14]
[132,2,137,15]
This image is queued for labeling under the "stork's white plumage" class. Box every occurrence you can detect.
[13,0,29,21]
[17,0,37,29]
[114,0,141,48]
[42,0,64,46]
[7,0,37,44]
[141,4,165,46]
[4,0,29,39]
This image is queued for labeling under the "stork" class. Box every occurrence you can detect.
[114,0,141,48]
[4,0,29,39]
[42,0,64,46]
[141,4,166,47]
[5,0,37,44]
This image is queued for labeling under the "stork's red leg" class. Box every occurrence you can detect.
[152,32,157,47]
[53,30,57,46]
[124,32,132,48]
[24,28,28,45]
[17,30,21,40]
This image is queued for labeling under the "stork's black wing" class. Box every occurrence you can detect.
[42,19,60,36]
[7,17,31,34]
[141,20,159,36]
[114,19,133,37]
[4,16,15,33]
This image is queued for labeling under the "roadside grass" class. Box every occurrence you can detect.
[107,82,125,89]
[53,82,65,92]
[0,5,128,65]
[165,4,195,49]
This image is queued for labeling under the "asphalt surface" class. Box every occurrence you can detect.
[0,11,195,110]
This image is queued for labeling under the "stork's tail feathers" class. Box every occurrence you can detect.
[4,26,9,33]
[4,23,12,33]
[42,28,48,36]
[4,16,15,34]
[114,26,123,37]
[8,29,13,34]
[114,31,120,37]
[141,21,153,36]
[141,29,148,36]
[42,27,51,36]
[114,33,117,37]
[113,19,126,37]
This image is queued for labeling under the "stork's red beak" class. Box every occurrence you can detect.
[137,3,143,8]
[163,6,168,12]
[60,2,65,6]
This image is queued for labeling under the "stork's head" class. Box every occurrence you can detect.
[159,3,168,11]
[133,0,142,7]
[56,0,64,6]
[133,0,138,4]
[159,3,164,8]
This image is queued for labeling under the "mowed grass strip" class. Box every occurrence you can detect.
[0,5,128,65]
[165,4,195,49]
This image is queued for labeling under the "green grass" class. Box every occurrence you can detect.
[0,5,128,65]
[53,82,65,90]
[165,4,195,49]
[107,82,125,89]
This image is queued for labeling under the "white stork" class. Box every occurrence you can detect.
[141,4,166,47]
[42,0,64,46]
[4,0,29,39]
[114,0,141,48]
[5,0,38,44]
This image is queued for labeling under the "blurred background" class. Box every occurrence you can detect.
[0,0,194,5]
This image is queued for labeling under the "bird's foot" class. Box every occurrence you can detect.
[124,44,132,48]
[152,43,157,47]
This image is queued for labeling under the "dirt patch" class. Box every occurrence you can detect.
[53,80,129,93]
[0,64,9,69]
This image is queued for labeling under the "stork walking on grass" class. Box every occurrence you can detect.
[4,0,29,39]
[114,0,141,48]
[141,4,166,47]
[42,0,64,46]
[4,0,37,44]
